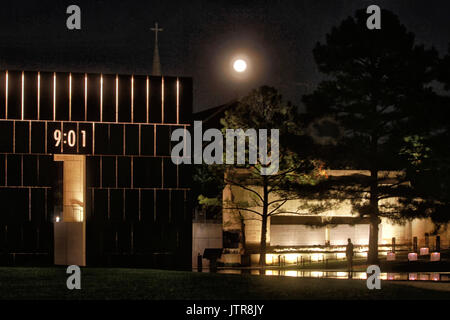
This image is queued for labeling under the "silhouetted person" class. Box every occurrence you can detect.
[197,253,202,272]
[346,238,354,278]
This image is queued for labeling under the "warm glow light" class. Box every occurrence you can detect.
[146,77,149,123]
[37,72,40,120]
[100,74,103,122]
[359,272,368,280]
[53,73,56,121]
[161,77,164,123]
[356,252,368,258]
[21,71,24,120]
[233,59,247,72]
[419,274,430,281]
[284,253,300,264]
[176,78,180,124]
[408,252,418,261]
[336,252,346,260]
[69,73,72,121]
[84,74,87,121]
[55,216,60,223]
[131,76,134,123]
[311,253,323,262]
[5,71,8,119]
[430,252,440,261]
[115,75,119,123]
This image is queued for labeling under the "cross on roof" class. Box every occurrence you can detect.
[151,22,163,43]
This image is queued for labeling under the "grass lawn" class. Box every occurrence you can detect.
[0,267,449,300]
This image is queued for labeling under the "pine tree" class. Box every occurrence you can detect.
[302,9,438,264]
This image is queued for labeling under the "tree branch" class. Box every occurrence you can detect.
[268,200,287,215]
[224,177,264,203]
[223,207,262,216]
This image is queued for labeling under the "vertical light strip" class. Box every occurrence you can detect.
[69,73,72,121]
[53,72,56,121]
[115,75,119,123]
[176,78,180,124]
[146,76,149,123]
[5,71,8,119]
[21,71,24,120]
[161,77,164,123]
[131,75,134,123]
[37,72,40,120]
[84,74,87,121]
[60,122,63,153]
[100,74,103,122]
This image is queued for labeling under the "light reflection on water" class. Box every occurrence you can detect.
[215,269,450,282]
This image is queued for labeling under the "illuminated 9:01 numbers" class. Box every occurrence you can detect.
[53,129,86,148]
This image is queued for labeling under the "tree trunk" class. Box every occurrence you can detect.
[259,213,268,266]
[367,169,380,265]
[240,215,246,254]
[259,179,269,267]
[368,213,379,264]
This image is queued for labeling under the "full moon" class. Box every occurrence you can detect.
[233,59,247,72]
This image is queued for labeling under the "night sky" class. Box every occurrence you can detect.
[1,0,450,112]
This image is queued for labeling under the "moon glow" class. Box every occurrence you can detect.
[233,59,247,72]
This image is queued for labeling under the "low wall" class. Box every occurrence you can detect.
[192,221,223,268]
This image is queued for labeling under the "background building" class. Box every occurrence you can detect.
[222,169,450,265]
[0,70,192,269]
